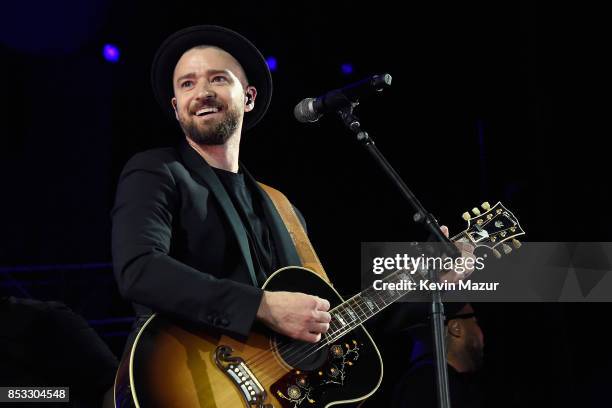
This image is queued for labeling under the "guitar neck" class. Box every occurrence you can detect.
[324,201,525,343]
[324,235,466,344]
[325,268,417,343]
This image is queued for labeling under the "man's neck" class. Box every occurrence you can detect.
[187,135,240,173]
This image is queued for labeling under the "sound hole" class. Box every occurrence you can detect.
[274,336,329,371]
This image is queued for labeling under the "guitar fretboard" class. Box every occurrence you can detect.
[325,268,419,343]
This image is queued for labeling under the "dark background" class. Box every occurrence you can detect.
[1,1,609,406]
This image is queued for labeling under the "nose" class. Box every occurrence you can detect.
[195,82,216,100]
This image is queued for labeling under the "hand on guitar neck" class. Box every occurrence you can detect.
[440,225,478,283]
[256,291,332,343]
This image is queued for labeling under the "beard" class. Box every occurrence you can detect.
[178,105,240,145]
[466,340,484,371]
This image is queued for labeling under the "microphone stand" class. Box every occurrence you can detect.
[335,100,458,408]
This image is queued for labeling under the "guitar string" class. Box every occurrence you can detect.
[263,273,417,373]
[274,225,524,372]
[245,268,416,377]
[248,283,411,385]
[249,233,463,367]
[246,229,502,381]
[248,267,407,368]
[246,282,401,377]
[249,220,524,380]
[244,233,468,373]
[245,270,406,376]
[247,290,388,373]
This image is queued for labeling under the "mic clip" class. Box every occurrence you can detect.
[335,97,361,132]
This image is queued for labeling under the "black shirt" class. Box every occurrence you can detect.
[212,167,279,284]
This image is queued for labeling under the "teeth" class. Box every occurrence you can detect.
[196,107,220,116]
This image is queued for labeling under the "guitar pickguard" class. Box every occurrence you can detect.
[270,338,362,408]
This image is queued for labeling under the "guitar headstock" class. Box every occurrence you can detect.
[457,201,525,257]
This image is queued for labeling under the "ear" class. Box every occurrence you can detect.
[447,320,462,338]
[244,85,257,113]
[171,97,179,120]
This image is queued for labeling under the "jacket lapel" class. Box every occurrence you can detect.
[241,166,302,268]
[177,140,258,287]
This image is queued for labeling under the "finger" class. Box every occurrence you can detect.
[313,310,332,323]
[457,247,475,258]
[301,332,321,343]
[315,297,330,311]
[455,241,475,254]
[440,225,449,238]
[308,322,330,334]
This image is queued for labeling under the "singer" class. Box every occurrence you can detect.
[112,25,333,353]
[111,24,472,407]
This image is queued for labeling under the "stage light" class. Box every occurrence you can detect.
[266,56,278,71]
[341,63,353,75]
[103,44,120,63]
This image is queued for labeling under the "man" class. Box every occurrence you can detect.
[112,24,473,360]
[391,303,485,408]
[111,25,331,350]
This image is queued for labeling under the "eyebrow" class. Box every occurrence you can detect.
[175,69,234,85]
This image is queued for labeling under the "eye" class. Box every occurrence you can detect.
[180,80,194,88]
[211,75,228,83]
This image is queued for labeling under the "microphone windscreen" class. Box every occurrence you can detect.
[293,98,321,123]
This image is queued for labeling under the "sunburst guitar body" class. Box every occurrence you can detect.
[115,267,383,408]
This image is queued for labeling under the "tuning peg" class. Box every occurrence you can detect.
[472,207,481,216]
[502,244,512,254]
[481,202,491,211]
[462,212,471,221]
[512,239,522,249]
[492,248,502,259]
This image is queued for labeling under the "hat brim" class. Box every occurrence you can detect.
[151,25,272,131]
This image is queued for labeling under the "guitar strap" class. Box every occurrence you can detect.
[258,183,331,285]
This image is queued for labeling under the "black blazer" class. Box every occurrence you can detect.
[111,139,302,338]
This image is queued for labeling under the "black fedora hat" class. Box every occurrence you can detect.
[151,25,272,131]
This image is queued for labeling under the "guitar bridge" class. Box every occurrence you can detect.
[215,345,270,407]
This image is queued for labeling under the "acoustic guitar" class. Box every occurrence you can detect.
[114,201,524,407]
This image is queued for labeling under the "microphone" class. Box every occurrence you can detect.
[293,73,392,123]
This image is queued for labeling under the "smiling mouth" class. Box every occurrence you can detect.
[194,106,222,117]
